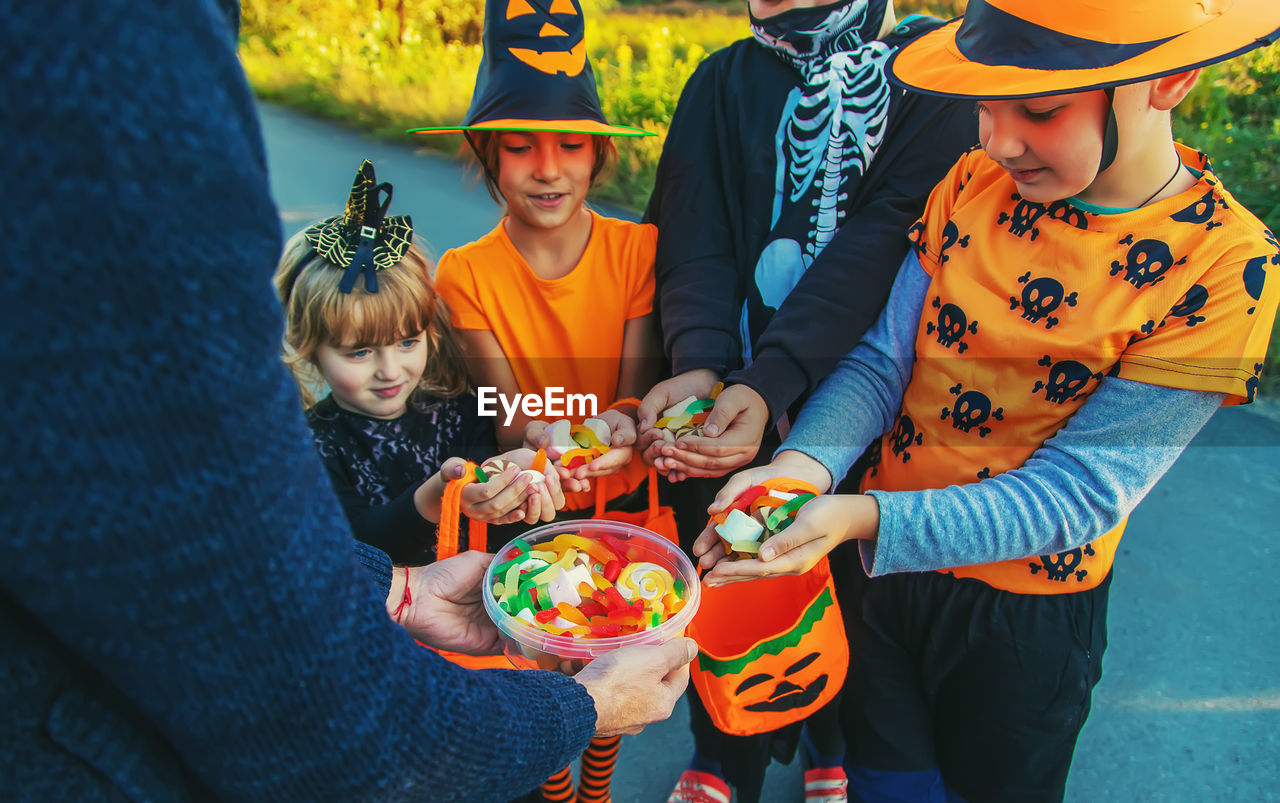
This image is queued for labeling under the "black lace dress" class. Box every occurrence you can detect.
[306,392,496,563]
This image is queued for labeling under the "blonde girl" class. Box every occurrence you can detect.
[275,160,562,564]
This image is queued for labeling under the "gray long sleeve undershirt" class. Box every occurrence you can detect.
[780,252,1225,576]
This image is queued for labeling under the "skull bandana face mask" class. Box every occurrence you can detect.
[748,0,886,57]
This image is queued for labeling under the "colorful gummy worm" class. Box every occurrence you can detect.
[711,479,818,559]
[545,419,612,469]
[655,382,723,441]
[491,532,688,637]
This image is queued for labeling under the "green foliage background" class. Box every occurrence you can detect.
[239,0,743,208]
[238,0,1279,393]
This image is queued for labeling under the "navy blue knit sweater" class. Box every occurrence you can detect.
[0,2,594,799]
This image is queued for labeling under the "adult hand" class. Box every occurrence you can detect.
[636,369,720,463]
[698,494,880,586]
[570,408,636,480]
[389,551,503,655]
[573,638,697,737]
[651,384,769,481]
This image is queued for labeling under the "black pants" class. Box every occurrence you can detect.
[832,550,1110,803]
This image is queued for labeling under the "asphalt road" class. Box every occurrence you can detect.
[258,101,1280,803]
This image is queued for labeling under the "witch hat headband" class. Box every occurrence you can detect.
[886,0,1280,99]
[303,160,414,294]
[407,0,650,137]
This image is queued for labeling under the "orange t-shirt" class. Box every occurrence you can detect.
[435,211,656,509]
[864,145,1280,594]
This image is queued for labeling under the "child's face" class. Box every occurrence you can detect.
[496,130,594,232]
[312,331,428,419]
[976,91,1109,204]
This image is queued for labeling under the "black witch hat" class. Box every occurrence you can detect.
[407,0,650,137]
[302,160,414,294]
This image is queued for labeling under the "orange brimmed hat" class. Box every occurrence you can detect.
[407,0,650,137]
[887,0,1280,98]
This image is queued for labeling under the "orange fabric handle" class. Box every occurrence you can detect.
[438,462,481,560]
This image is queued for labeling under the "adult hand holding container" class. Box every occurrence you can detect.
[483,521,701,675]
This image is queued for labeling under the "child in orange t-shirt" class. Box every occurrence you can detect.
[694,0,1280,799]
[415,4,658,522]
[409,0,661,800]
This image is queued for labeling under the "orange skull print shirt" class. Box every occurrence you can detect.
[862,144,1280,594]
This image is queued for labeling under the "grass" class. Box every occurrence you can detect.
[238,0,742,210]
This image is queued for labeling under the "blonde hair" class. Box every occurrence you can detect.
[273,230,469,410]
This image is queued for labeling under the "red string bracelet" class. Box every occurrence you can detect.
[392,565,412,624]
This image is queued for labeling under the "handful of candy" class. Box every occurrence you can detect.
[654,382,724,442]
[710,477,820,560]
[490,531,690,638]
[544,418,613,469]
[474,448,549,484]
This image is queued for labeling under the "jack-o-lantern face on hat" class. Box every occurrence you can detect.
[503,0,586,77]
[406,0,653,138]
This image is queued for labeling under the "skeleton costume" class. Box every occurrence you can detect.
[647,6,976,429]
[646,4,976,800]
[741,0,894,368]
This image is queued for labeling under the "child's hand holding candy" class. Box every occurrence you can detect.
[691,450,859,581]
[523,419,591,494]
[565,408,636,481]
[696,494,880,586]
[469,448,565,525]
[524,409,640,490]
[651,384,770,482]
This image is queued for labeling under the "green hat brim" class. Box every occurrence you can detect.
[408,118,653,137]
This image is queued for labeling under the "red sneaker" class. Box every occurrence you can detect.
[667,770,730,803]
[804,766,849,803]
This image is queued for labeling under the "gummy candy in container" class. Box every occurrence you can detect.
[482,520,701,674]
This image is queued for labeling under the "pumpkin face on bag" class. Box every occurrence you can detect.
[738,652,827,712]
[716,583,838,714]
[689,566,848,735]
[503,0,587,77]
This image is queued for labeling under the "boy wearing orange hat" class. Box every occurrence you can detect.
[692,0,1280,798]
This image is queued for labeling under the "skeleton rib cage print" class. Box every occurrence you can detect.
[742,0,893,365]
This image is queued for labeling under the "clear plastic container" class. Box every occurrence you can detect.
[483,520,700,673]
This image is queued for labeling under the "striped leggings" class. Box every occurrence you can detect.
[540,735,620,803]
